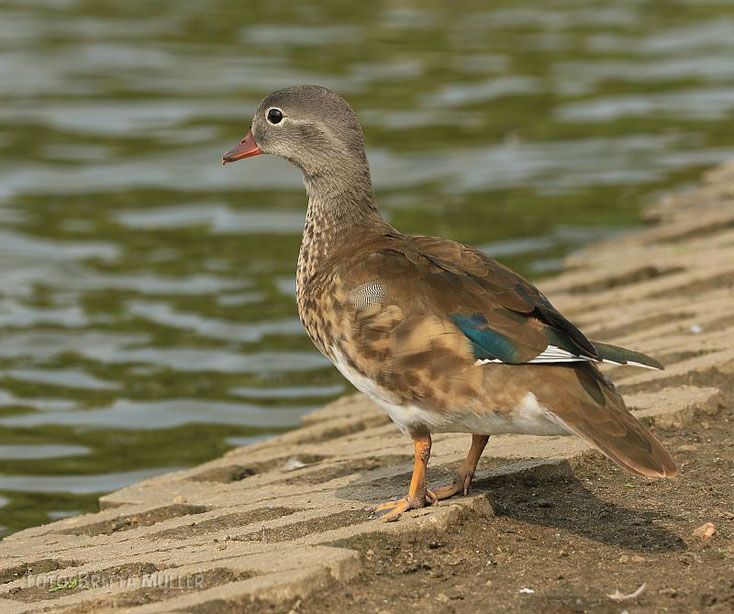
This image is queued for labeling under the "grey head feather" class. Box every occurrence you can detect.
[249,85,382,228]
[251,85,368,174]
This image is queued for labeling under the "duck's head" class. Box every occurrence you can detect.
[222,85,367,178]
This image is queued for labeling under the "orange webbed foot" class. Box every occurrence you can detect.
[431,472,474,501]
[372,490,437,520]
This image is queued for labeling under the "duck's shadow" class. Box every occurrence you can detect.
[336,463,686,553]
[479,474,685,553]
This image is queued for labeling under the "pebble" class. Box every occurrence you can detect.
[692,522,716,539]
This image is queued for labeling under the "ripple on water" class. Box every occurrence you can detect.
[0,100,245,136]
[557,88,734,123]
[0,229,118,262]
[0,148,305,198]
[423,76,541,107]
[0,468,183,494]
[0,368,118,390]
[553,57,734,96]
[0,390,78,412]
[117,203,305,234]
[0,299,88,327]
[231,384,345,400]
[240,24,364,47]
[127,301,304,343]
[0,444,90,459]
[0,399,310,430]
[0,330,328,373]
[5,265,245,296]
[369,135,696,193]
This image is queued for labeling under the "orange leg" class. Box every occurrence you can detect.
[431,434,489,500]
[373,434,435,519]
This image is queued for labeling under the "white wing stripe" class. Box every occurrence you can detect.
[474,344,594,366]
[474,344,660,369]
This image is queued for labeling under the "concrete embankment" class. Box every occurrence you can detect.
[1,164,734,613]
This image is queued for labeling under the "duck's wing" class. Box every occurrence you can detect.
[412,235,664,369]
[338,234,660,370]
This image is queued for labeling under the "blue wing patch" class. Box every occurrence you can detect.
[451,313,525,363]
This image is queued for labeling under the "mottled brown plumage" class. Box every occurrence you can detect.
[223,85,676,518]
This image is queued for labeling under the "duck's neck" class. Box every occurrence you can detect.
[300,162,386,255]
[295,159,390,352]
[297,163,386,295]
[303,164,383,234]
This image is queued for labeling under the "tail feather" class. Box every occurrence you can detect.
[548,364,677,478]
[593,341,664,371]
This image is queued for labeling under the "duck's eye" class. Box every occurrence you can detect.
[267,108,284,124]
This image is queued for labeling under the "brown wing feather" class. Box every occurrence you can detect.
[334,233,578,364]
[538,364,677,477]
[408,235,598,357]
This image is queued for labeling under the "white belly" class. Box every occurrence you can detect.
[330,348,441,433]
[330,348,572,437]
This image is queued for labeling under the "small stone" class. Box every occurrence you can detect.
[677,444,698,452]
[282,457,307,471]
[618,554,629,563]
[485,580,493,587]
[173,496,187,504]
[631,555,646,563]
[436,593,450,603]
[692,522,716,539]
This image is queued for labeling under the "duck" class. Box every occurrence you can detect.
[223,85,676,519]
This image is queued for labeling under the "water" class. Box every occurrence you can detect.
[1,0,733,536]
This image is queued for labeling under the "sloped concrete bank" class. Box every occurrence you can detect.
[2,164,734,613]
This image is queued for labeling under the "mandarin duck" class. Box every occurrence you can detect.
[223,85,676,519]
